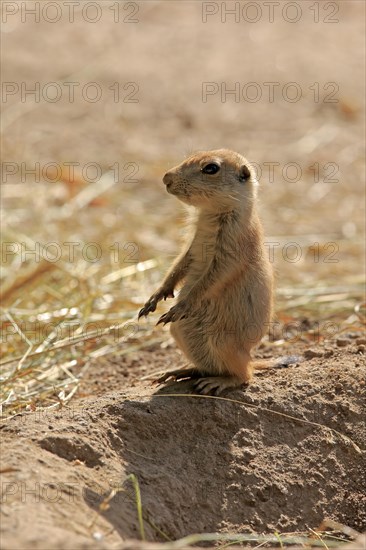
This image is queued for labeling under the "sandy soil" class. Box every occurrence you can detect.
[1,1,365,549]
[1,336,366,549]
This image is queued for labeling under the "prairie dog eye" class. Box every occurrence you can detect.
[201,163,220,175]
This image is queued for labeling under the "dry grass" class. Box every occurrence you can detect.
[1,170,166,417]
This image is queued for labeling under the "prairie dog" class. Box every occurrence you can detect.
[139,149,273,395]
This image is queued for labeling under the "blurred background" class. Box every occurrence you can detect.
[1,0,365,413]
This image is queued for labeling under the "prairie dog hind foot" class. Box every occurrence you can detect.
[155,367,203,384]
[155,368,246,396]
[193,375,246,395]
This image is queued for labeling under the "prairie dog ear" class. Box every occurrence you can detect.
[238,164,251,182]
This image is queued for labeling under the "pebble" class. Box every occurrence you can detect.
[304,349,323,359]
[356,345,365,354]
[336,338,351,347]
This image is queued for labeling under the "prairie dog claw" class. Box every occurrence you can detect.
[138,289,174,320]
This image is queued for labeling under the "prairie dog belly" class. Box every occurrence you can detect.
[179,266,271,347]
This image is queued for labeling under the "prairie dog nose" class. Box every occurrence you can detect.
[163,172,174,187]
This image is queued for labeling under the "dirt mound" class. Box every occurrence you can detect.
[1,342,365,550]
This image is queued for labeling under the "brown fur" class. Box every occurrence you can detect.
[138,149,274,395]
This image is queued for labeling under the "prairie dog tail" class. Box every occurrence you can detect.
[253,355,303,372]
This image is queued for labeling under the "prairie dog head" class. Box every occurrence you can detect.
[163,149,257,211]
